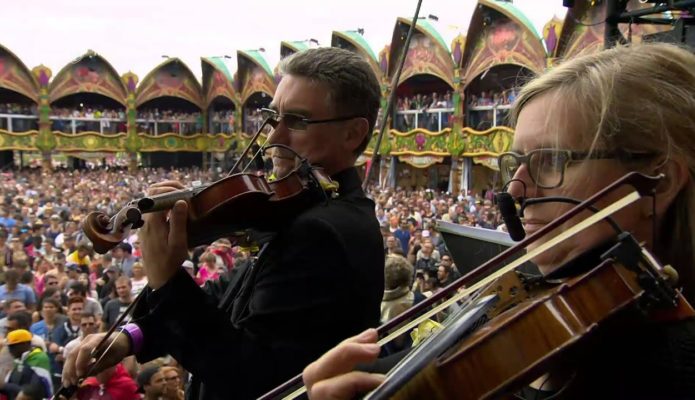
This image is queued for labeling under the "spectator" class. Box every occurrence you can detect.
[63,311,98,360]
[112,242,135,278]
[67,282,103,321]
[76,363,138,400]
[137,365,166,400]
[102,277,132,330]
[1,329,52,399]
[130,262,148,296]
[0,269,36,312]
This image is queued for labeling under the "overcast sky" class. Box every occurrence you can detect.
[2,0,567,80]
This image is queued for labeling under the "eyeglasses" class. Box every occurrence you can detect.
[81,322,95,327]
[260,108,361,131]
[498,149,656,189]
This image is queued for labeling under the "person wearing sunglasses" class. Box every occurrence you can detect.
[301,43,695,400]
[64,47,385,400]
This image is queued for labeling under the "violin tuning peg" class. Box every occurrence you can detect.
[661,264,679,286]
[132,219,145,229]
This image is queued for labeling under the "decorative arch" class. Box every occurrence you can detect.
[555,0,605,59]
[49,50,127,106]
[378,45,390,78]
[280,41,309,59]
[201,57,237,108]
[331,31,382,80]
[462,0,547,87]
[543,16,564,58]
[237,50,276,105]
[0,43,38,103]
[556,0,669,60]
[136,58,203,109]
[451,34,466,68]
[388,17,455,89]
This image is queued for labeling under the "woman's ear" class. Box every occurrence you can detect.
[653,158,690,217]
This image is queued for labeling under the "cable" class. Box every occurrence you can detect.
[567,7,607,27]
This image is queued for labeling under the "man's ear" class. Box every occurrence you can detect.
[653,158,690,217]
[344,118,370,153]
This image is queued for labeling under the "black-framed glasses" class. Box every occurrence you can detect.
[498,148,656,189]
[260,108,361,131]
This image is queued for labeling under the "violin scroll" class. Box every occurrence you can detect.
[82,206,143,254]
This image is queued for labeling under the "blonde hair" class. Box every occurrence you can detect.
[512,42,695,302]
[384,254,414,290]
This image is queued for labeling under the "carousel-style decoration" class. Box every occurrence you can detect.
[122,72,141,171]
[0,44,39,104]
[49,50,128,107]
[32,64,54,170]
[543,15,564,64]
[1,2,662,177]
[237,49,276,105]
[136,58,203,111]
[280,40,310,59]
[388,128,450,156]
[448,34,466,150]
[555,0,605,59]
[202,56,240,136]
[462,0,547,84]
[332,31,383,81]
[389,17,456,89]
[202,57,238,110]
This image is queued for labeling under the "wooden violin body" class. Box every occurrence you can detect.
[381,238,693,400]
[82,161,337,254]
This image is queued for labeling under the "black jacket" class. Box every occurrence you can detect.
[132,167,385,399]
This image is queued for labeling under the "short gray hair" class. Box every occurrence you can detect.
[279,47,381,155]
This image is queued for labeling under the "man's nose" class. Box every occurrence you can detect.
[264,121,289,146]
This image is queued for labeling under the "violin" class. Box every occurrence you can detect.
[262,172,695,400]
[81,144,338,254]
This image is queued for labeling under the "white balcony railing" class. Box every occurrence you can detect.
[393,108,454,132]
[0,114,39,132]
[467,104,512,128]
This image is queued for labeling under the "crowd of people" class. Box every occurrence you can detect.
[0,167,249,398]
[0,164,496,398]
[0,104,39,133]
[2,42,692,400]
[467,88,518,108]
[0,104,37,116]
[394,91,454,132]
[136,110,204,135]
[51,108,127,134]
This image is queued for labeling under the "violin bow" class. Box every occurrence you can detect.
[52,288,146,399]
[361,0,423,191]
[259,172,663,400]
[256,1,424,399]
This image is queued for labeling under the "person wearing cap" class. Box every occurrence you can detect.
[136,366,166,400]
[66,242,92,275]
[1,329,52,399]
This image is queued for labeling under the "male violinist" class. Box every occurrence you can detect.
[63,47,385,400]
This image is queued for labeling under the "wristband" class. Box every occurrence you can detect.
[119,323,144,355]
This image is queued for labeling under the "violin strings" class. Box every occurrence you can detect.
[279,189,642,400]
